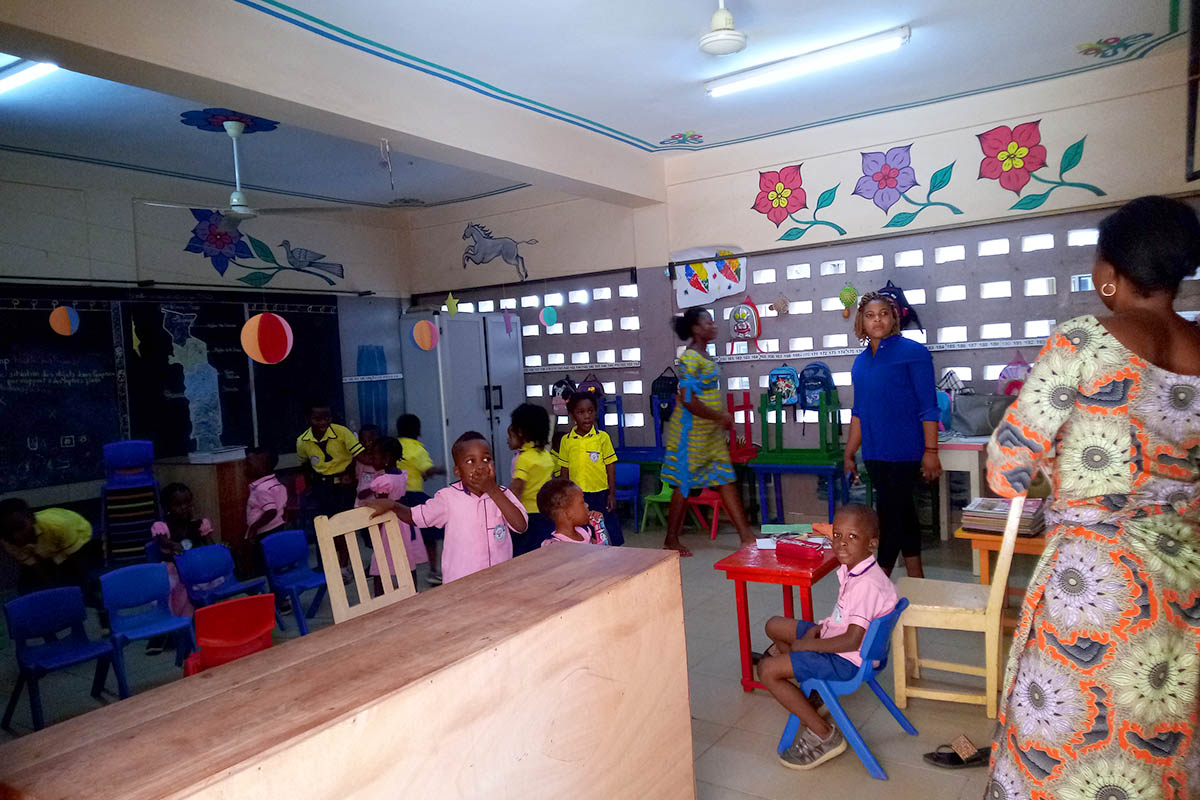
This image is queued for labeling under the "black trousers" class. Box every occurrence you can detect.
[864,459,923,569]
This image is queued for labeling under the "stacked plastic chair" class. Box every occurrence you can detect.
[100,440,162,567]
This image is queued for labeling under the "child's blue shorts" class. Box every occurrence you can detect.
[789,620,858,681]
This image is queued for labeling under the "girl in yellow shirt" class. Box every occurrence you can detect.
[507,403,556,554]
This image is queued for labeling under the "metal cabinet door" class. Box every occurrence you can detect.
[483,313,525,486]
[437,315,491,478]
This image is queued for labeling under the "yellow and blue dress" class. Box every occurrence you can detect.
[662,348,735,493]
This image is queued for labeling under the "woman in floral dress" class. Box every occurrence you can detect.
[985,196,1200,800]
[661,308,756,555]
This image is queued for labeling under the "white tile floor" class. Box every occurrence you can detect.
[1,508,1024,799]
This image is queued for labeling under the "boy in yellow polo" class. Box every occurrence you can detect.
[0,499,97,593]
[557,394,623,545]
[297,402,363,574]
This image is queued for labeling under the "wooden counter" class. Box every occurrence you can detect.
[0,546,693,800]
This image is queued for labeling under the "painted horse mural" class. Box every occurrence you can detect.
[462,223,538,281]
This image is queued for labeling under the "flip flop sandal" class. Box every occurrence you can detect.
[751,643,785,665]
[923,744,991,769]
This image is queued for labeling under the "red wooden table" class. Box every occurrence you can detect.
[713,546,840,692]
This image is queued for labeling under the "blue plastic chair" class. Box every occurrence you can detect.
[260,530,328,636]
[613,462,642,524]
[100,564,194,698]
[3,587,117,730]
[175,544,269,609]
[103,440,156,489]
[776,598,917,780]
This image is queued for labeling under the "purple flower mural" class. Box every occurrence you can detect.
[184,209,252,275]
[179,108,279,134]
[852,145,916,213]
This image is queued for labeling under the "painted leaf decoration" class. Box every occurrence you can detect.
[237,271,275,287]
[1010,191,1053,211]
[815,184,838,211]
[928,162,955,195]
[1059,137,1086,175]
[777,227,809,241]
[248,236,279,265]
[883,211,919,228]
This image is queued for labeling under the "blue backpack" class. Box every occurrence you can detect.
[798,361,836,433]
[767,364,800,406]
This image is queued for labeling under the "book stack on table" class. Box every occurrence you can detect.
[961,497,1045,537]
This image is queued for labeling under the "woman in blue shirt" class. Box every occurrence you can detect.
[843,292,942,577]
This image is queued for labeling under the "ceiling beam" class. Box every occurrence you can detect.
[0,0,666,207]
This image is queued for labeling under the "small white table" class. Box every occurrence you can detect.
[937,436,990,541]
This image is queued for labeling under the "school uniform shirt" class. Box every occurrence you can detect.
[818,556,898,667]
[410,481,528,584]
[397,437,434,492]
[557,427,617,493]
[513,443,556,513]
[245,474,288,535]
[366,472,428,573]
[850,335,939,462]
[2,508,92,566]
[296,424,364,476]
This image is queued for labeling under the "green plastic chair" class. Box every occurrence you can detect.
[639,481,673,531]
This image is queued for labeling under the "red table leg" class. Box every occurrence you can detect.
[734,579,756,692]
[782,585,794,618]
[800,583,814,622]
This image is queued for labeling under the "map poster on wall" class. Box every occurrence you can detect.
[125,300,253,457]
[670,245,748,309]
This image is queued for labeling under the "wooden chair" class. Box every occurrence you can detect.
[891,495,1025,718]
[315,507,415,624]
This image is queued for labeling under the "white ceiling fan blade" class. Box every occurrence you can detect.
[254,206,353,216]
[139,200,203,210]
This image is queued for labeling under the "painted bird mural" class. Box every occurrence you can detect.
[279,240,345,279]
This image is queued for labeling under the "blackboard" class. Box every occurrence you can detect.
[0,297,126,492]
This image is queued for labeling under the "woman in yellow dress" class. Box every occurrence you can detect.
[662,309,756,555]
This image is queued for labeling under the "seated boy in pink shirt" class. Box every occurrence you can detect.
[535,477,609,546]
[245,448,288,541]
[366,431,527,584]
[757,504,898,772]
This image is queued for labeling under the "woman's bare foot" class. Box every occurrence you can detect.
[738,531,757,546]
[663,537,693,557]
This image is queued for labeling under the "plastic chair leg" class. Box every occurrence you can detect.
[866,678,917,735]
[823,693,887,780]
[776,713,803,754]
[709,503,722,540]
[111,639,132,699]
[638,501,650,532]
[173,627,195,668]
[26,673,45,731]
[292,587,309,636]
[275,608,288,632]
[91,655,111,698]
[2,672,25,729]
[306,586,327,619]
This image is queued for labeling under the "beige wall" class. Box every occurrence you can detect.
[0,150,411,296]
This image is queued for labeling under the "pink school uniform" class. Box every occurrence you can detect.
[245,474,288,537]
[365,473,428,577]
[819,556,898,667]
[410,481,528,583]
[541,527,598,546]
[150,518,214,618]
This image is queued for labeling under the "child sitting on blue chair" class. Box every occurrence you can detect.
[757,504,898,771]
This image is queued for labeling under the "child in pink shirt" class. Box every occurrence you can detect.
[359,438,428,592]
[354,424,383,503]
[757,504,898,771]
[151,482,214,621]
[245,448,288,540]
[365,431,528,584]
[535,478,609,546]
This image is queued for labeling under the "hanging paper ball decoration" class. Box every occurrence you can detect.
[539,306,558,327]
[49,306,80,336]
[839,283,859,319]
[241,312,294,364]
[412,319,439,351]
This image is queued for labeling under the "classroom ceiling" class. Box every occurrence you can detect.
[262,0,1183,151]
[0,65,530,208]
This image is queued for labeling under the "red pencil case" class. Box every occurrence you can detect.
[775,536,825,565]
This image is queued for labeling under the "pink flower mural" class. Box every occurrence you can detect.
[751,164,845,241]
[976,120,1105,210]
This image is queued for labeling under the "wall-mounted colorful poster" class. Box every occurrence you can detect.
[671,245,748,309]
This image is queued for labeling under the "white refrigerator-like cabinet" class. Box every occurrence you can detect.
[400,311,526,488]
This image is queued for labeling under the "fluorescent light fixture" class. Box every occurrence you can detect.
[705,25,910,97]
[0,60,59,96]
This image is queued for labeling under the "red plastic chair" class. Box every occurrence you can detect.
[686,488,727,540]
[183,594,275,676]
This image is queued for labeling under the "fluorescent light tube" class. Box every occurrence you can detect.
[705,25,910,98]
[0,61,59,96]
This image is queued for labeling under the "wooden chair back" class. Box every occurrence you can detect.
[984,495,1026,619]
[315,507,415,624]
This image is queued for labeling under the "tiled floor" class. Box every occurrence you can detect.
[0,508,1023,799]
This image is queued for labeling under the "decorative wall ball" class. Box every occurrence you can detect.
[412,319,439,351]
[49,306,80,336]
[539,306,558,327]
[241,312,294,364]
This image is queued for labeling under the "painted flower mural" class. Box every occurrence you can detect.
[659,130,704,146]
[977,120,1105,210]
[179,108,279,134]
[1076,33,1152,58]
[851,144,962,228]
[183,209,343,286]
[751,164,845,241]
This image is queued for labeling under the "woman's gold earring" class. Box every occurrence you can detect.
[1100,282,1117,297]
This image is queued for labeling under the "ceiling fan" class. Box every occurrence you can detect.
[143,120,350,228]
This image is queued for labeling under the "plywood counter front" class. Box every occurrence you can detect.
[0,546,694,800]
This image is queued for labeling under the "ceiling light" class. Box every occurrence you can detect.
[699,0,747,56]
[0,60,59,96]
[705,25,910,97]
